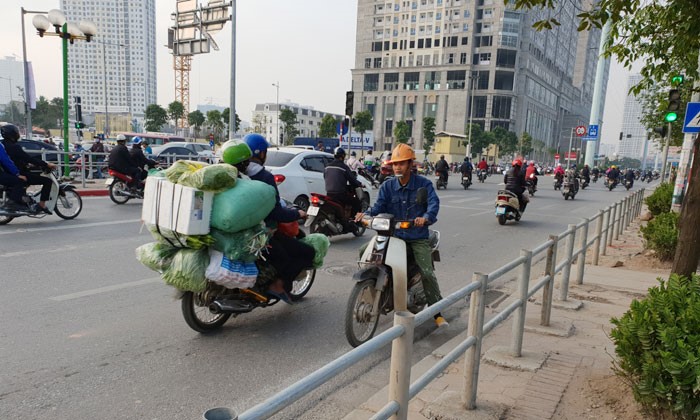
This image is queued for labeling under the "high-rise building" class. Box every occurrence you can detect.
[618,74,646,159]
[61,0,157,130]
[0,57,26,110]
[351,0,609,155]
[252,102,343,145]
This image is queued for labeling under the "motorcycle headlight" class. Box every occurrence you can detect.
[371,217,391,231]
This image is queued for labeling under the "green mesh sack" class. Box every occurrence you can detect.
[164,160,208,184]
[135,242,178,273]
[210,224,270,262]
[300,233,330,268]
[162,247,209,292]
[177,164,238,192]
[210,178,276,233]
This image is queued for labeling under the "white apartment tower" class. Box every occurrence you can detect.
[351,0,609,154]
[61,0,157,125]
[618,74,646,159]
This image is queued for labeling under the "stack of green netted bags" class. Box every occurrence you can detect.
[136,160,278,292]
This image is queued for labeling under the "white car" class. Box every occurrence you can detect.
[265,147,371,211]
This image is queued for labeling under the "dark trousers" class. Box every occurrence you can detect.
[0,173,25,204]
[24,173,53,201]
[266,233,316,293]
[328,192,361,215]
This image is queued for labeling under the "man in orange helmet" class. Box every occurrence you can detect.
[355,143,448,328]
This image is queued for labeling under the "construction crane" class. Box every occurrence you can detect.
[169,0,231,129]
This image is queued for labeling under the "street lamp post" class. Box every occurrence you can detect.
[32,9,96,178]
[272,82,280,145]
[0,76,15,123]
[466,74,480,157]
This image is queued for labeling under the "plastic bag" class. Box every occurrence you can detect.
[162,248,209,292]
[210,224,270,262]
[164,160,208,184]
[177,164,238,192]
[205,250,258,289]
[148,168,166,178]
[210,178,276,233]
[135,242,178,273]
[300,233,330,268]
[147,225,214,249]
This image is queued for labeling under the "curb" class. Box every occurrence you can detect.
[76,189,109,197]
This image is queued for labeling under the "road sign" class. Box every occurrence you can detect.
[564,151,577,160]
[554,154,560,160]
[683,102,700,133]
[587,124,599,139]
[336,121,349,135]
[575,126,586,137]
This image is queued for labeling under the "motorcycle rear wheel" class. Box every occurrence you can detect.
[109,181,130,204]
[0,215,14,225]
[497,214,507,225]
[181,291,232,333]
[345,279,381,347]
[289,269,316,301]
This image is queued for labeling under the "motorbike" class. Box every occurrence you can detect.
[562,175,577,200]
[553,173,563,190]
[435,172,448,190]
[0,169,83,225]
[345,188,440,347]
[592,173,599,183]
[527,174,537,196]
[357,167,380,189]
[605,177,618,191]
[580,176,589,190]
[477,169,488,183]
[495,189,523,225]
[461,173,472,190]
[624,179,633,191]
[305,186,369,237]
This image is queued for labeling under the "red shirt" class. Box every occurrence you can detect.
[526,165,537,178]
[477,160,488,170]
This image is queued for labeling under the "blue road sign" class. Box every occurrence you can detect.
[683,102,700,133]
[336,122,349,135]
[587,124,599,139]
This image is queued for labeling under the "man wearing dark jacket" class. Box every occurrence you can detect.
[504,159,528,212]
[129,137,157,180]
[1,124,55,214]
[324,147,363,216]
[0,129,27,209]
[108,134,141,186]
[435,155,449,183]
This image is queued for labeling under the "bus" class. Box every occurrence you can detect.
[117,132,186,146]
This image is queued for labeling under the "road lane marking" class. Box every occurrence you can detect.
[448,197,481,204]
[49,277,160,301]
[0,219,141,235]
[1,245,78,258]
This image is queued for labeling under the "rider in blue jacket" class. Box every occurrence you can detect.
[0,128,28,209]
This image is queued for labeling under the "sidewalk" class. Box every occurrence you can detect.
[344,215,667,419]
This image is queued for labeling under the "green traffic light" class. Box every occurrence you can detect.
[665,112,678,122]
[671,75,684,85]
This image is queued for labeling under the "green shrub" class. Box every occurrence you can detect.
[611,274,700,419]
[645,183,673,216]
[640,211,679,260]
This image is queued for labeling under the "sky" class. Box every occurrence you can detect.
[1,0,631,146]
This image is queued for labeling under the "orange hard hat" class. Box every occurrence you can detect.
[389,143,416,163]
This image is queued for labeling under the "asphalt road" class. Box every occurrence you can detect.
[0,174,652,419]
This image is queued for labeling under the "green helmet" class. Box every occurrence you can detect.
[221,140,252,165]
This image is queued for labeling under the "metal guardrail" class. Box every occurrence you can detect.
[206,188,646,420]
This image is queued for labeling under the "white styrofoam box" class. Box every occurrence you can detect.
[142,177,213,235]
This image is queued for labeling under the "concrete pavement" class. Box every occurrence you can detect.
[343,205,664,419]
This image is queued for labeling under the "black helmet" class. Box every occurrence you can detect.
[334,147,346,158]
[0,124,20,142]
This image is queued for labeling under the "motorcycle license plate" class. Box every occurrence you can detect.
[462,177,469,181]
[496,207,506,215]
[307,206,320,216]
[105,178,114,186]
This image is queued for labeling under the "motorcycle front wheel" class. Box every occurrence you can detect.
[345,279,381,347]
[55,189,83,220]
[181,291,231,333]
[109,181,130,204]
[0,215,14,225]
[289,268,316,301]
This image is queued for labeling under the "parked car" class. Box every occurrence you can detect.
[265,147,371,211]
[164,142,215,162]
[150,144,203,164]
[9,139,61,163]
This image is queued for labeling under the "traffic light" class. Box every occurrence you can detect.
[345,91,354,116]
[653,126,668,137]
[343,117,350,129]
[665,89,681,122]
[74,121,86,129]
[671,74,684,85]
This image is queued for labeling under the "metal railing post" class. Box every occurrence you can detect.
[602,207,611,255]
[639,189,645,216]
[464,272,488,410]
[607,204,616,246]
[621,198,629,233]
[614,201,622,241]
[80,150,86,188]
[511,250,532,358]
[387,311,415,420]
[624,196,631,229]
[559,225,577,301]
[592,210,603,265]
[575,218,589,285]
[541,236,558,327]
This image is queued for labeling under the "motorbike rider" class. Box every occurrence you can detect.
[504,158,528,212]
[129,137,157,180]
[354,143,448,328]
[242,134,315,302]
[346,151,363,171]
[624,168,635,188]
[435,155,449,184]
[581,164,591,186]
[0,132,27,210]
[477,157,488,176]
[108,134,141,187]
[324,147,363,230]
[1,124,55,214]
[525,161,538,188]
[460,157,473,184]
[89,137,106,179]
[591,166,600,180]
[553,163,565,186]
[607,165,620,185]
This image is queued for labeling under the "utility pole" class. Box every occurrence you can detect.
[466,74,478,157]
[584,20,612,167]
[228,0,236,140]
[660,122,672,181]
[567,128,574,166]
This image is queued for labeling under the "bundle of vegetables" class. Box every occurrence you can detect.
[300,233,331,268]
[210,223,270,262]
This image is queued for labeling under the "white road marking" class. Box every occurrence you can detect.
[448,197,481,204]
[0,219,141,235]
[49,277,161,301]
[1,245,78,258]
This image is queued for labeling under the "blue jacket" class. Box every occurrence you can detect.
[368,174,439,240]
[246,162,299,224]
[0,143,20,176]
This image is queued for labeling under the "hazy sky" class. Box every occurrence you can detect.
[1,0,631,146]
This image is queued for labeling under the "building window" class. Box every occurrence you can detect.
[384,73,399,90]
[472,52,491,65]
[492,96,512,119]
[384,103,395,121]
[374,57,382,68]
[490,121,510,131]
[424,71,441,90]
[470,96,487,118]
[496,49,517,68]
[364,74,379,91]
[461,36,468,45]
[403,103,416,120]
[475,35,492,47]
[404,72,420,90]
[366,103,376,118]
[499,35,518,48]
[385,120,393,137]
[447,53,454,64]
[423,102,438,118]
[471,70,489,89]
[447,70,466,89]
[494,71,514,90]
[460,52,467,64]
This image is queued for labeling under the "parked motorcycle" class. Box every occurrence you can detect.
[461,173,472,190]
[345,188,440,347]
[495,189,523,225]
[305,186,369,237]
[0,169,83,225]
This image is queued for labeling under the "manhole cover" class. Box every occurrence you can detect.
[325,264,357,276]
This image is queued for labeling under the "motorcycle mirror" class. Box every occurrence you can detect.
[416,187,428,205]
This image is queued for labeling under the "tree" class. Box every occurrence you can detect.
[465,123,493,156]
[492,126,518,156]
[318,114,338,138]
[168,101,185,129]
[30,96,62,132]
[222,108,241,137]
[422,116,436,158]
[519,132,534,157]
[394,120,410,143]
[144,104,168,132]
[206,110,224,142]
[0,101,24,127]
[187,110,205,138]
[354,110,373,151]
[279,108,299,145]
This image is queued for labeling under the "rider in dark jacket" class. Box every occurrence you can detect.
[435,155,449,183]
[460,157,473,183]
[129,137,157,180]
[504,159,528,212]
[108,135,141,186]
[0,128,27,209]
[324,147,363,216]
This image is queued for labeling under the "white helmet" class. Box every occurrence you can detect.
[116,134,126,142]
